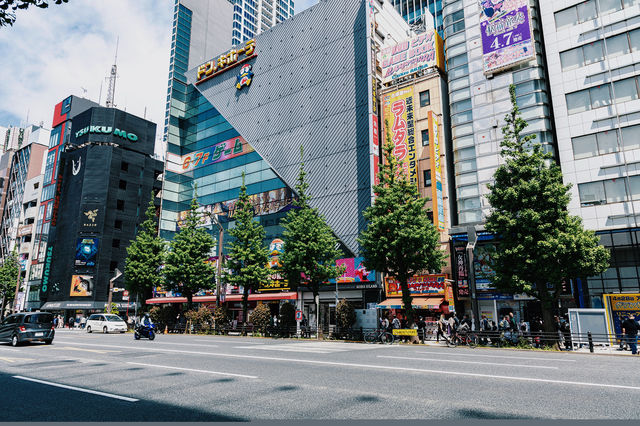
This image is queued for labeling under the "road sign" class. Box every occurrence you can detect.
[295,310,302,321]
[392,329,417,336]
[123,290,129,301]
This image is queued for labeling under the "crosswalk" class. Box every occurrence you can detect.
[234,341,386,354]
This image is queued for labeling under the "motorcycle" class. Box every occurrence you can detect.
[134,323,156,340]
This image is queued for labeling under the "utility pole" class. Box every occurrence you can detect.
[466,226,480,331]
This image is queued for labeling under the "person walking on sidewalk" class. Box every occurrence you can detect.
[68,316,75,329]
[621,315,639,355]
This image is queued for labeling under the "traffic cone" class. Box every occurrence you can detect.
[164,325,168,335]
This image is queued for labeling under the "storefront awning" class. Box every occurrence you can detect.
[376,297,445,310]
[146,292,298,305]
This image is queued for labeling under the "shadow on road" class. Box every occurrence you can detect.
[457,408,538,419]
[0,371,247,422]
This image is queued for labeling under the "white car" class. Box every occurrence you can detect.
[86,314,127,334]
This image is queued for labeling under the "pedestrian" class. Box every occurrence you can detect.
[391,315,401,330]
[417,316,427,344]
[436,314,447,343]
[621,315,639,355]
[53,316,58,328]
[80,316,87,329]
[68,316,75,329]
[480,315,489,345]
[381,316,390,333]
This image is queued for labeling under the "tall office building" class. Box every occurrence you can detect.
[540,0,640,308]
[231,0,295,46]
[390,0,444,34]
[442,0,558,320]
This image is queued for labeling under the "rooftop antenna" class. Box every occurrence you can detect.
[98,80,103,106]
[105,36,119,108]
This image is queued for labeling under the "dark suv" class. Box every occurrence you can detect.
[0,312,55,346]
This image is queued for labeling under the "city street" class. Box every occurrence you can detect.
[0,330,639,420]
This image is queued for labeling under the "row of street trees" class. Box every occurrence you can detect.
[124,84,609,334]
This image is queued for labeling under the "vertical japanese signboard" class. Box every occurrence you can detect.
[380,30,445,83]
[382,88,417,188]
[368,1,380,198]
[479,0,535,74]
[428,111,445,231]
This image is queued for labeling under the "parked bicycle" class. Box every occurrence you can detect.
[364,329,394,344]
[452,331,478,347]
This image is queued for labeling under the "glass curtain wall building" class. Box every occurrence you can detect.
[160,0,294,246]
[232,0,295,46]
[391,0,444,34]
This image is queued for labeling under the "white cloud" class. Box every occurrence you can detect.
[295,0,320,13]
[0,0,173,155]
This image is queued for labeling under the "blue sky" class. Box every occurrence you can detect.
[0,0,319,148]
[0,0,173,148]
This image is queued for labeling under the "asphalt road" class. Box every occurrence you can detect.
[1,330,639,421]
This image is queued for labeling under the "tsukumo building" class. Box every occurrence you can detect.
[153,0,456,327]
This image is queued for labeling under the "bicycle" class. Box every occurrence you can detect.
[364,329,395,344]
[452,331,478,347]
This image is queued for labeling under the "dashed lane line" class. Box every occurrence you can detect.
[12,376,139,402]
[377,355,559,369]
[126,362,258,379]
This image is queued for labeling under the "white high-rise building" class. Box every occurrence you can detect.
[540,0,640,308]
[231,0,295,46]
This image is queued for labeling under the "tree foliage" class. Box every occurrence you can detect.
[164,196,216,309]
[0,249,19,318]
[185,306,213,327]
[223,173,271,326]
[358,128,445,325]
[336,299,356,330]
[213,306,230,328]
[281,147,344,299]
[103,302,118,315]
[149,305,176,329]
[486,85,610,331]
[124,196,166,302]
[249,302,271,332]
[1,0,69,27]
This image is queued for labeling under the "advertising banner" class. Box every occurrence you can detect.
[167,136,254,175]
[70,275,94,297]
[176,187,292,230]
[380,31,445,83]
[385,274,447,297]
[382,88,418,187]
[330,257,376,284]
[75,238,99,267]
[604,294,640,343]
[80,204,103,231]
[428,112,445,231]
[455,246,470,298]
[474,243,497,291]
[479,0,535,74]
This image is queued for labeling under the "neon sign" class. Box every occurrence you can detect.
[196,39,257,85]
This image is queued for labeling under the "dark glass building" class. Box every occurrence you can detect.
[40,107,163,314]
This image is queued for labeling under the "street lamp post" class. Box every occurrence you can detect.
[204,212,224,307]
[466,226,480,331]
[106,268,123,313]
[13,221,23,313]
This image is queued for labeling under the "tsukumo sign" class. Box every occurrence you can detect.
[75,125,138,142]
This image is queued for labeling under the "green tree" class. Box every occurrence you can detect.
[281,147,344,334]
[103,302,118,315]
[0,249,19,319]
[124,196,166,303]
[223,173,271,328]
[1,0,69,27]
[164,196,216,309]
[249,302,271,333]
[486,85,610,332]
[358,128,445,325]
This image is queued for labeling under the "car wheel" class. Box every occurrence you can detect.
[11,334,19,347]
[44,339,53,345]
[103,326,108,334]
[87,326,92,333]
[120,331,125,334]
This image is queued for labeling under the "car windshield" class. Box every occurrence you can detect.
[28,314,53,324]
[105,315,123,322]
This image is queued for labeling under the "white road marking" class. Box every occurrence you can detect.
[12,376,139,402]
[146,342,219,348]
[47,340,640,391]
[126,362,258,379]
[416,350,577,363]
[377,355,559,369]
[192,339,265,345]
[234,342,383,353]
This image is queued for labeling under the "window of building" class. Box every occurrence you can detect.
[622,125,640,150]
[605,179,627,203]
[424,170,431,187]
[566,90,590,114]
[33,182,39,190]
[607,32,631,58]
[121,161,129,172]
[613,78,638,103]
[421,129,429,146]
[112,239,120,248]
[578,181,606,206]
[419,90,430,107]
[597,131,619,155]
[590,85,612,108]
[116,199,125,211]
[118,180,127,190]
[114,219,123,230]
[572,134,598,159]
[630,175,640,201]
[583,41,604,65]
[599,0,623,14]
